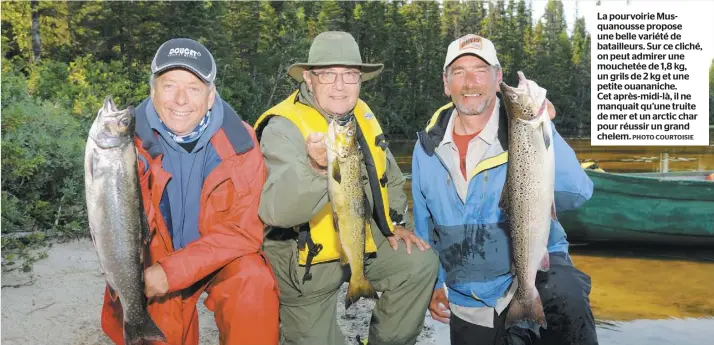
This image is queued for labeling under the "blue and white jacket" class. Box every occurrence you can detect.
[411,95,593,309]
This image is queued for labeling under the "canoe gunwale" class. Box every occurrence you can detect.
[558,169,714,246]
[583,169,714,201]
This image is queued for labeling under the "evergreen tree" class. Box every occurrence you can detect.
[1,0,598,137]
[316,0,345,33]
[571,16,591,136]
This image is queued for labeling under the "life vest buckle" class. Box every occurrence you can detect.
[374,134,388,151]
[309,243,323,256]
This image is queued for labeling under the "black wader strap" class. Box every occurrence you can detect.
[355,126,393,238]
[297,224,322,283]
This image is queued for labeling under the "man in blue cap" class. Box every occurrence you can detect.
[100,37,280,345]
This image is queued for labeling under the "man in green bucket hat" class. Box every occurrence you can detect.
[254,31,439,345]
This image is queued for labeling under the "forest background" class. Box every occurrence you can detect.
[2,0,713,271]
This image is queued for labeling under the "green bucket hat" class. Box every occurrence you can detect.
[288,31,384,83]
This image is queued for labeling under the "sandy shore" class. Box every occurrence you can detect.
[0,239,448,345]
[4,239,713,345]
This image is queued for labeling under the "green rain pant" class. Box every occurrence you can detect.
[263,228,439,345]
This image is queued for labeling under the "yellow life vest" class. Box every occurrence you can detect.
[425,102,508,178]
[255,90,395,266]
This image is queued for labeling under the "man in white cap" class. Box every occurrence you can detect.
[254,31,439,345]
[99,37,280,345]
[411,34,599,345]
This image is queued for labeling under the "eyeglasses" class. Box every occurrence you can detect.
[310,70,362,84]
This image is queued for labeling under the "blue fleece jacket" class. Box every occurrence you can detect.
[143,97,224,250]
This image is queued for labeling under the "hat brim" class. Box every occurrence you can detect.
[154,64,213,84]
[288,61,384,83]
[444,52,499,71]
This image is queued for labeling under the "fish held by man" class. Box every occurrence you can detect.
[498,72,555,330]
[325,116,379,309]
[84,96,166,345]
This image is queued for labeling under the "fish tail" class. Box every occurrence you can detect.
[504,289,547,330]
[123,314,167,345]
[345,275,379,310]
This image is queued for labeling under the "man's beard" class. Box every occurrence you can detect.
[456,94,493,116]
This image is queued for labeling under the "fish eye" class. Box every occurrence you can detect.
[347,130,354,136]
[120,118,130,127]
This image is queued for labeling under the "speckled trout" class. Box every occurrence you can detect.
[326,116,378,309]
[499,73,555,330]
[84,96,166,345]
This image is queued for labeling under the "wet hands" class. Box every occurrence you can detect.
[306,132,328,174]
[144,263,169,298]
[387,226,431,254]
[429,287,451,324]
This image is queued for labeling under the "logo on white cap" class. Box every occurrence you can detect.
[459,35,482,51]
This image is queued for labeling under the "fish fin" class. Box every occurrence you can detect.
[340,250,350,265]
[331,159,341,184]
[90,148,101,180]
[332,213,340,232]
[363,192,371,215]
[107,285,119,302]
[138,179,151,267]
[88,225,103,275]
[123,313,167,345]
[541,122,551,150]
[505,291,547,330]
[140,214,149,269]
[140,209,150,242]
[539,253,551,272]
[345,275,379,310]
[498,181,509,212]
[550,202,558,221]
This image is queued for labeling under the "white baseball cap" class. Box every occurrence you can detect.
[443,34,500,71]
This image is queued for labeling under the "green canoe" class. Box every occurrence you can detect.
[558,167,714,247]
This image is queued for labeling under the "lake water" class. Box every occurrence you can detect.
[391,135,714,345]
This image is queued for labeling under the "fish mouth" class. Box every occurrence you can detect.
[499,82,520,93]
[499,83,530,101]
[94,109,135,149]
